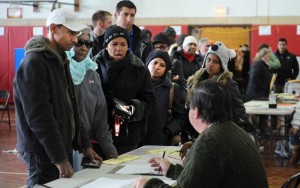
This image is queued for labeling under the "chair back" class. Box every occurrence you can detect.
[0,90,10,109]
[282,172,300,188]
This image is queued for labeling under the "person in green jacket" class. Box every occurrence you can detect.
[135,80,269,188]
[257,43,281,70]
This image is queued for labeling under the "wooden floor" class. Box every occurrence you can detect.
[0,105,299,188]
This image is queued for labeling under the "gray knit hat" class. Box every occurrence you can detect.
[203,41,236,72]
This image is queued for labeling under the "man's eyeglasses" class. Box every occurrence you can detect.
[154,44,168,51]
[75,39,94,49]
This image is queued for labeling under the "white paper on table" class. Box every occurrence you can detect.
[80,177,176,188]
[244,101,266,107]
[115,164,155,175]
[80,177,135,188]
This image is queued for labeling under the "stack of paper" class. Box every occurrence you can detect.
[103,155,141,165]
[115,164,155,175]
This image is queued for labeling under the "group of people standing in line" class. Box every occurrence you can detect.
[13,0,300,187]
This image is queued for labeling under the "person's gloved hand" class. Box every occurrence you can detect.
[106,148,118,159]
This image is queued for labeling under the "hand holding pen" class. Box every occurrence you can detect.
[157,151,165,174]
[148,151,171,176]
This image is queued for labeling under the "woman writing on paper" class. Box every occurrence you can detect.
[135,80,268,188]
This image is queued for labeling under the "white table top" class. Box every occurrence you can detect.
[244,100,296,115]
[44,146,181,188]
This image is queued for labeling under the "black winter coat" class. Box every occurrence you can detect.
[14,36,84,164]
[130,24,152,63]
[93,49,155,146]
[90,34,104,59]
[144,78,188,145]
[245,60,273,102]
[274,49,299,86]
[171,50,202,80]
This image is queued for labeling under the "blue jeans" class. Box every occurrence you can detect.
[289,129,300,147]
[23,152,72,188]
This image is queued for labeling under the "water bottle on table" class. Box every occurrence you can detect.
[269,90,277,108]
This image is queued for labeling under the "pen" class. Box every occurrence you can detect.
[158,151,166,174]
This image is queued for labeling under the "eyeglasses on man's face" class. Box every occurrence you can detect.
[75,38,94,49]
[154,44,168,50]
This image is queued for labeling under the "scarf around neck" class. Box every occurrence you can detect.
[183,51,195,62]
[66,48,98,85]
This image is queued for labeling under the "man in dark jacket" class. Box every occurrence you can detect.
[14,8,101,187]
[114,0,151,63]
[274,38,299,93]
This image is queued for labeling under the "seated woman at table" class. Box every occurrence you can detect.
[244,47,274,102]
[143,50,188,145]
[134,80,268,188]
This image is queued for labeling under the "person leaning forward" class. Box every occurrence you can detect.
[14,8,101,187]
[93,25,155,154]
[135,80,269,188]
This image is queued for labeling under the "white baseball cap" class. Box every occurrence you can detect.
[46,8,91,34]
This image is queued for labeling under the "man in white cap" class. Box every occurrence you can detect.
[14,8,101,187]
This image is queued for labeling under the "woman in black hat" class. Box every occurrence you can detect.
[93,25,155,154]
[143,50,188,145]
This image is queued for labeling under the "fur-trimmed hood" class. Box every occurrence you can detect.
[187,68,233,101]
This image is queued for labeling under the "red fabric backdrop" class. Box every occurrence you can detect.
[0,26,47,103]
[251,25,300,61]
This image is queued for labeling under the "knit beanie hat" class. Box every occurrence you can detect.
[153,33,170,46]
[145,50,172,72]
[163,27,176,37]
[203,41,236,72]
[103,25,130,47]
[182,36,197,52]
